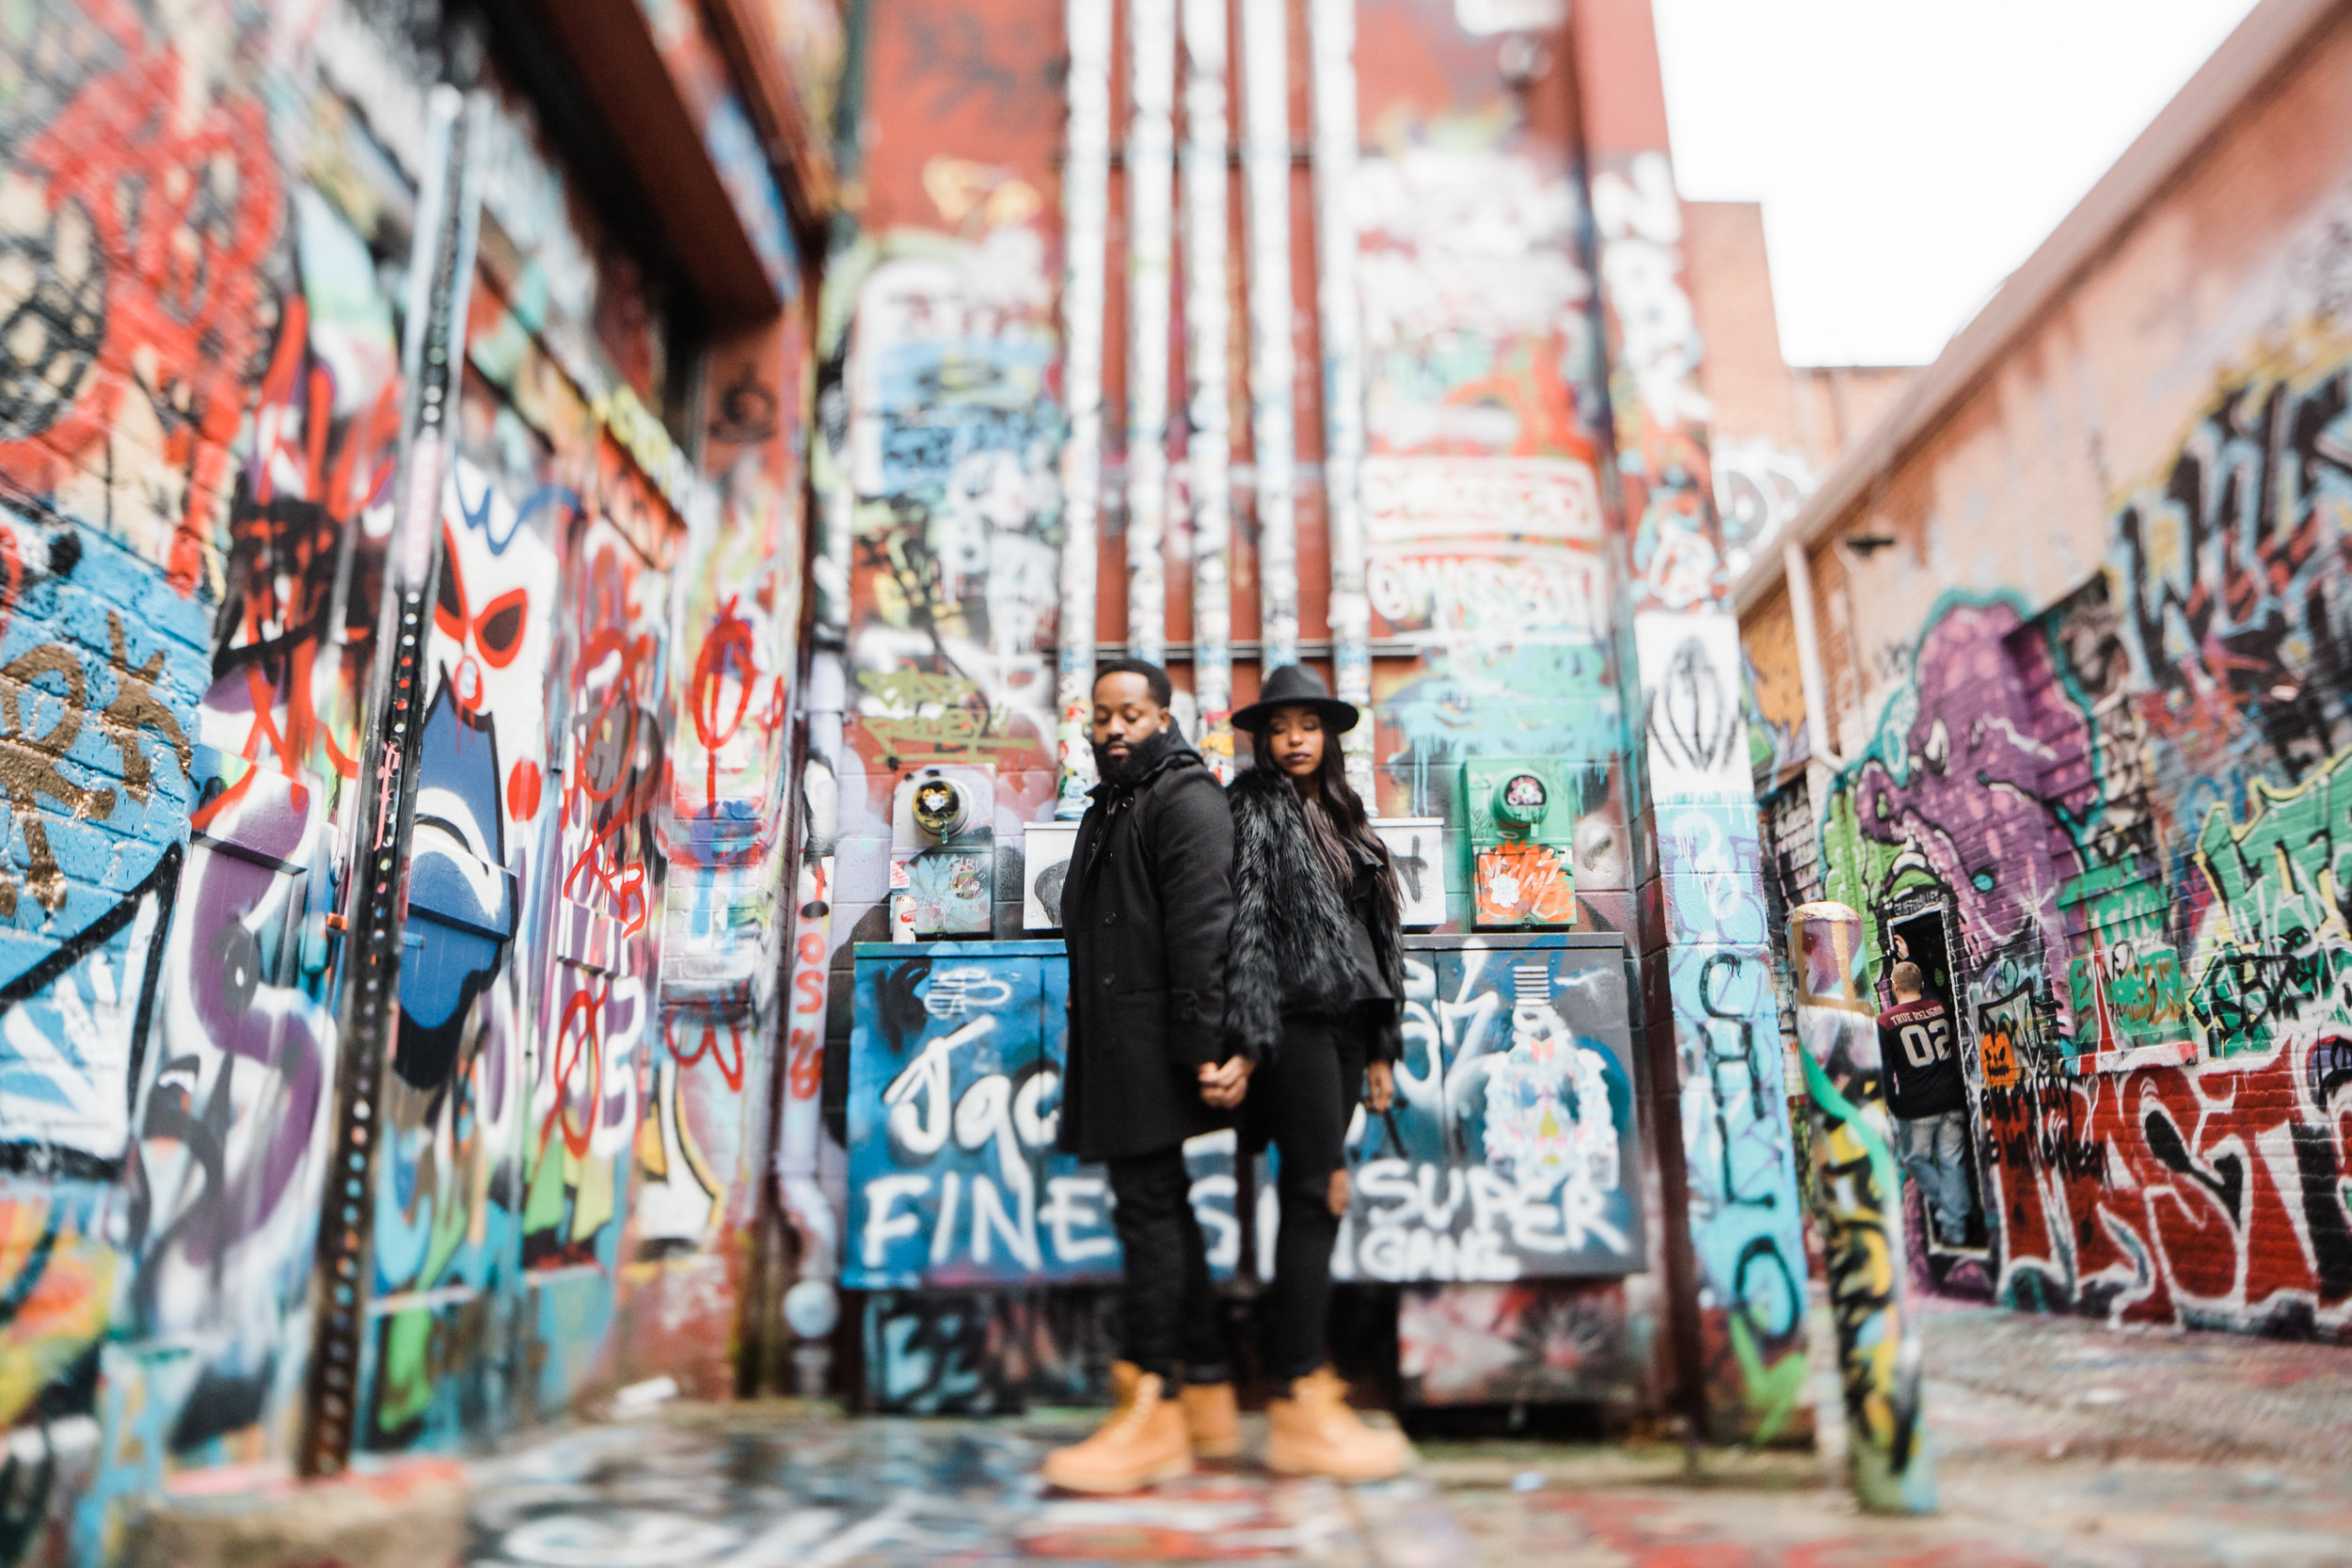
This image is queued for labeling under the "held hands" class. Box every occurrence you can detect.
[1197,1056,1389,1111]
[1198,1055,1253,1109]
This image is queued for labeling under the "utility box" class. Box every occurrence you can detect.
[889,766,995,938]
[1465,757,1577,928]
[841,941,1238,1290]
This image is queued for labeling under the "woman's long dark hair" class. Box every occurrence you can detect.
[1248,720,1400,908]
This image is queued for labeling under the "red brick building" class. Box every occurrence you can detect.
[1741,0,2352,1338]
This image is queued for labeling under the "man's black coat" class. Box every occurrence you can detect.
[1056,732,1235,1162]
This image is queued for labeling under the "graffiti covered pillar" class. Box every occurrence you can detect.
[1566,0,1812,1443]
[1789,902,1934,1512]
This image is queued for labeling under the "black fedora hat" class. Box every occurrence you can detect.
[1230,663,1359,735]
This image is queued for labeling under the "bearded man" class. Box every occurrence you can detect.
[1042,659,1244,1492]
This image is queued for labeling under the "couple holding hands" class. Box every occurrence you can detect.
[1045,658,1408,1493]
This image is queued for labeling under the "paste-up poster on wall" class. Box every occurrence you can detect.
[1021,823,1080,930]
[1373,817,1448,928]
[1337,935,1644,1282]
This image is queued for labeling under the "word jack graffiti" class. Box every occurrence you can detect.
[846,946,1237,1289]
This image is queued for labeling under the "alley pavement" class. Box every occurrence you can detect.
[463,1413,1466,1566]
[454,1305,2352,1568]
[1443,1303,2352,1567]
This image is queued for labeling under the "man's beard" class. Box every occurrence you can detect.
[1092,726,1179,787]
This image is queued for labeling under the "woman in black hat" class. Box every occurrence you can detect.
[1207,662,1408,1480]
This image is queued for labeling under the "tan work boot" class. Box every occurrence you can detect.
[1265,1368,1410,1481]
[1041,1361,1192,1494]
[1179,1381,1242,1460]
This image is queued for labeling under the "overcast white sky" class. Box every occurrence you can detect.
[1654,0,2265,366]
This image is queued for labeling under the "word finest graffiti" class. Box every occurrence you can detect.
[846,951,1238,1288]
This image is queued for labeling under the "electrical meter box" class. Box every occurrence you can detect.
[889,765,995,938]
[1465,757,1577,928]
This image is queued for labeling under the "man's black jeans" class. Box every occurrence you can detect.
[1105,1146,1227,1385]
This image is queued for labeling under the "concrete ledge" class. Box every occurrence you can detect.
[125,1458,469,1568]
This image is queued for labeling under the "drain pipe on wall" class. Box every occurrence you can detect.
[1783,535,1847,774]
[1125,0,1177,666]
[1057,0,1112,816]
[1182,0,1235,776]
[1310,0,1373,807]
[1242,0,1299,670]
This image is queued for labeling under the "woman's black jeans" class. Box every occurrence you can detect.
[1242,1011,1368,1385]
[1105,1146,1229,1385]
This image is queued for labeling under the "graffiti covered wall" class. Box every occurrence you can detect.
[1760,2,2352,1342]
[1557,0,1811,1442]
[795,0,1809,1433]
[0,4,417,1551]
[0,0,819,1552]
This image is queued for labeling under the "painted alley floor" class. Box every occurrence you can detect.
[460,1307,2352,1567]
[463,1413,1466,1567]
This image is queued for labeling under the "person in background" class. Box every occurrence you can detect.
[1042,659,1242,1493]
[1876,959,1974,1248]
[1218,663,1411,1481]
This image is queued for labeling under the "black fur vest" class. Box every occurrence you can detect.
[1223,767,1405,1063]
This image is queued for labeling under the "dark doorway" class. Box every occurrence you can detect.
[1887,909,1957,1010]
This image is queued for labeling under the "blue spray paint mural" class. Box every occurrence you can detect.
[0,520,205,1177]
[1340,935,1645,1283]
[844,942,1237,1289]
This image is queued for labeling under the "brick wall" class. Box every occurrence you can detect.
[1754,0,2352,1338]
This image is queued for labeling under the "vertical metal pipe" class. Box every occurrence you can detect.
[1182,0,1233,774]
[1057,0,1113,815]
[1242,0,1298,670]
[1309,0,1370,803]
[775,255,862,1393]
[1125,0,1177,666]
[302,84,485,1477]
